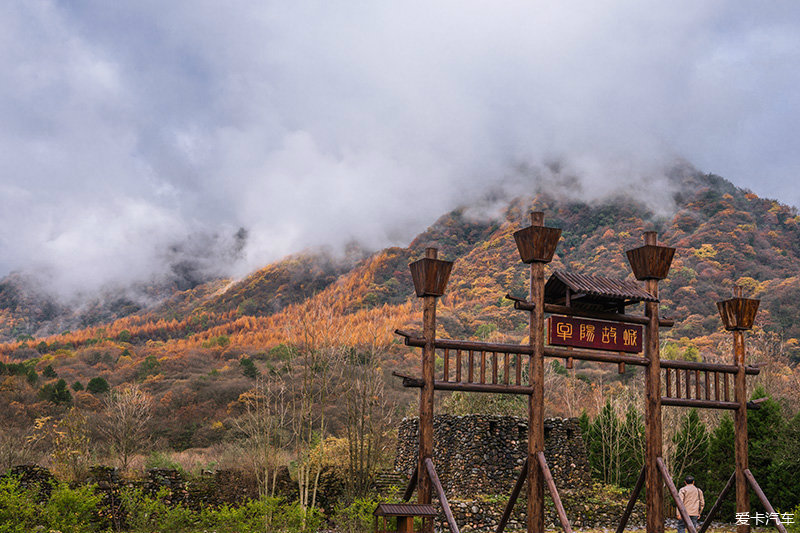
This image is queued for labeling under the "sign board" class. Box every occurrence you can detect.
[547,316,643,353]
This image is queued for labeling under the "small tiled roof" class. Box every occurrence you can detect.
[545,270,657,311]
[374,503,438,517]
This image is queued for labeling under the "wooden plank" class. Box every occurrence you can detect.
[492,352,498,384]
[666,368,672,398]
[685,369,691,399]
[724,373,729,401]
[704,371,710,401]
[698,471,735,533]
[661,397,739,410]
[695,369,701,399]
[468,350,474,383]
[546,345,649,366]
[537,452,573,533]
[496,459,527,533]
[616,464,646,533]
[424,458,460,533]
[403,466,418,501]
[443,348,449,382]
[714,372,720,401]
[456,349,462,383]
[392,373,534,395]
[504,353,509,385]
[676,368,681,399]
[515,353,522,385]
[744,469,788,533]
[480,351,486,384]
[656,457,697,533]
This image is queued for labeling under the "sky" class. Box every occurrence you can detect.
[1,1,799,299]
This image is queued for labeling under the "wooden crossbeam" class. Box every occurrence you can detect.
[424,458,460,533]
[656,457,697,533]
[497,459,527,533]
[698,471,735,533]
[744,469,788,533]
[537,452,573,533]
[616,464,646,533]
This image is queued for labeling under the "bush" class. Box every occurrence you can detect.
[0,477,102,532]
[87,376,110,394]
[334,497,380,533]
[42,482,103,533]
[39,378,73,404]
[0,476,38,532]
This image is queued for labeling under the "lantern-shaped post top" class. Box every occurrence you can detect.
[625,231,675,281]
[716,284,760,331]
[513,211,561,264]
[409,247,453,297]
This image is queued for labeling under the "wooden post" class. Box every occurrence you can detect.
[419,248,437,526]
[408,247,452,533]
[627,231,674,533]
[513,211,560,533]
[716,284,759,533]
[734,329,749,533]
[529,213,546,533]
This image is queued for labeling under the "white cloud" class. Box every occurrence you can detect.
[1,0,799,297]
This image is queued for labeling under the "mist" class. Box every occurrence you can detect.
[1,1,799,300]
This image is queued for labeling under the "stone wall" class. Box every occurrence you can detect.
[395,415,592,495]
[394,415,645,531]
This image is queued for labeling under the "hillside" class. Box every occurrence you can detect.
[1,168,799,450]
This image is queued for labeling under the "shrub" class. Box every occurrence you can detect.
[39,378,73,404]
[334,497,380,533]
[87,376,110,394]
[0,476,37,532]
[42,482,103,533]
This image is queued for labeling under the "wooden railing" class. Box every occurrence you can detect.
[441,348,528,387]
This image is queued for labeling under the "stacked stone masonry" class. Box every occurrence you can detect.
[395,415,645,531]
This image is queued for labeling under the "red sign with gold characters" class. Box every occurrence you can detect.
[547,316,643,353]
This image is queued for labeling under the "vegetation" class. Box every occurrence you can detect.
[0,171,799,526]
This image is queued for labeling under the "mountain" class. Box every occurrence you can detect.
[1,167,799,448]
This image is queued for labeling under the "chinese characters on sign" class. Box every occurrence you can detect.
[736,512,794,525]
[547,316,643,353]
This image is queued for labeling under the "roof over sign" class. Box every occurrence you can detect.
[374,503,439,517]
[545,270,657,312]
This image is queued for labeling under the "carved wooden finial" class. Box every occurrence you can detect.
[626,232,675,281]
[717,282,759,331]
[410,248,453,297]
[513,212,560,264]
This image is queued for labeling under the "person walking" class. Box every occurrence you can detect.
[677,475,704,533]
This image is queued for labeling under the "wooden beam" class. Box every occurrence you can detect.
[497,459,527,533]
[744,469,788,533]
[418,248,438,533]
[616,464,646,533]
[661,398,738,410]
[734,330,750,533]
[697,471,735,533]
[403,466,418,502]
[537,452,573,533]
[506,295,675,327]
[392,372,534,395]
[656,457,697,533]
[395,330,760,375]
[545,345,649,366]
[424,458,460,533]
